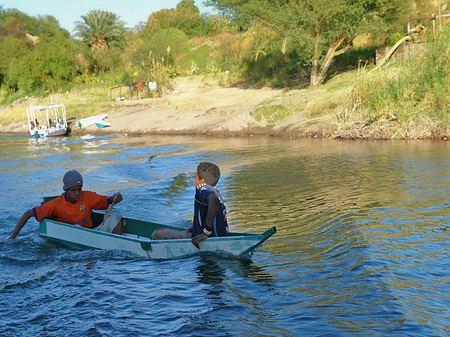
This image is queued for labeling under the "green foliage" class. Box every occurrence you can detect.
[0,7,75,95]
[179,44,211,74]
[353,25,450,125]
[141,1,227,39]
[132,28,191,76]
[150,28,191,61]
[73,10,127,75]
[250,104,293,124]
[14,37,74,93]
[1,0,445,113]
[388,33,405,46]
[129,28,193,94]
[0,7,41,38]
[205,0,258,32]
[0,37,29,89]
[207,0,408,87]
[74,10,126,51]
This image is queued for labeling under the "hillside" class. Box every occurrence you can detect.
[0,71,447,140]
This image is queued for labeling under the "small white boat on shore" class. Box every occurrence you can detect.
[27,98,69,138]
[77,113,109,129]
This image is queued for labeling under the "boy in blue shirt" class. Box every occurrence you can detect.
[151,162,229,248]
[191,162,229,248]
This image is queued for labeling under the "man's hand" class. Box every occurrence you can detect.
[192,233,208,249]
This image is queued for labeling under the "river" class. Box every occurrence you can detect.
[1,133,449,336]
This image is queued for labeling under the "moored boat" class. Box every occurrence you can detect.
[77,113,108,129]
[27,98,68,138]
[38,198,276,259]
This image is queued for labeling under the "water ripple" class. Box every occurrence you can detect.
[2,135,450,335]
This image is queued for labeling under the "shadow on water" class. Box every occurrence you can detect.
[196,255,274,288]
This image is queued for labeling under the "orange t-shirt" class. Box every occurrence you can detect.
[33,191,109,228]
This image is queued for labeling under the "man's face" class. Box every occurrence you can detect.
[65,186,82,203]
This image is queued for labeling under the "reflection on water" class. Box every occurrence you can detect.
[1,134,450,335]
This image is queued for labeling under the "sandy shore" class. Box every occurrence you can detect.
[92,79,286,137]
[3,75,440,140]
[0,76,292,137]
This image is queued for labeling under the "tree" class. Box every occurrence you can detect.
[0,37,28,89]
[141,0,226,39]
[15,37,74,93]
[74,10,126,73]
[0,7,74,90]
[74,10,125,53]
[207,0,408,87]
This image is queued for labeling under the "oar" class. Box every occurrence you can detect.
[102,195,117,224]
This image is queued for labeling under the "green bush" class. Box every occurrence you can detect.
[353,25,450,125]
[14,38,74,94]
[388,33,404,46]
[179,44,211,74]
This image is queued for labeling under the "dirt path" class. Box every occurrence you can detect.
[79,77,285,136]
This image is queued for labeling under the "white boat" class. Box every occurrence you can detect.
[38,199,276,259]
[77,113,108,129]
[95,121,110,128]
[27,99,68,138]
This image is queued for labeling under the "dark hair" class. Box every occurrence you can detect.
[197,162,220,186]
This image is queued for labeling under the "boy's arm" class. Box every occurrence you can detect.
[107,192,123,205]
[192,193,220,249]
[8,209,35,240]
[204,193,219,234]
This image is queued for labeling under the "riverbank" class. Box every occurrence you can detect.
[0,72,448,140]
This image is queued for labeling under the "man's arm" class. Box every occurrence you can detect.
[8,209,35,240]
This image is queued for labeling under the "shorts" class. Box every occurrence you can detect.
[94,214,125,233]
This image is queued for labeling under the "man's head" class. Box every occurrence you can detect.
[63,170,83,190]
[196,162,220,186]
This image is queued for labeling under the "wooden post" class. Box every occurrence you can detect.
[432,15,436,38]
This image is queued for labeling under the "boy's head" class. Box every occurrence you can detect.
[196,162,220,186]
[63,170,83,190]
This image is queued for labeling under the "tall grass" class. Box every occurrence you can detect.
[352,26,450,127]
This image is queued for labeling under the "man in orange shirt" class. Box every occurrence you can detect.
[8,170,124,240]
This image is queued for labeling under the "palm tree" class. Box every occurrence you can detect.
[74,10,125,53]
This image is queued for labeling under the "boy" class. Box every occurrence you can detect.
[8,170,124,240]
[151,162,229,249]
[191,162,229,248]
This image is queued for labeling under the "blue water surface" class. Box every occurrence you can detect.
[1,134,450,336]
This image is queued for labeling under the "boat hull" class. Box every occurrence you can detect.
[31,127,68,138]
[78,114,108,129]
[38,213,276,259]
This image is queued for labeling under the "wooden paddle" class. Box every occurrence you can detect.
[102,195,117,224]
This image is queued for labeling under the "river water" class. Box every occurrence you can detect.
[1,133,449,336]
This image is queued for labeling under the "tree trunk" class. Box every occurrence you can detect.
[309,35,351,87]
[310,37,320,87]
